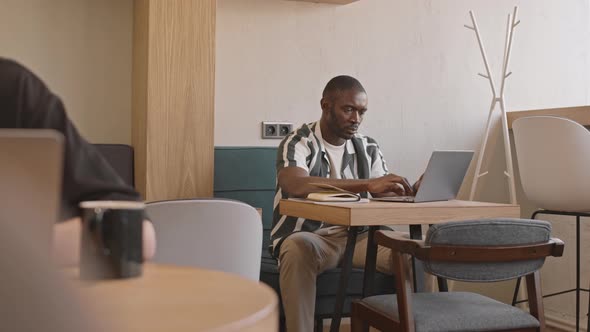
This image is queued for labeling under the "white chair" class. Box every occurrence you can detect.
[146,198,262,281]
[512,115,590,331]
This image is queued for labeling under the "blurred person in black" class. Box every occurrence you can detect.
[0,58,156,265]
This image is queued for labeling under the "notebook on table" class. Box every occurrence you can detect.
[306,183,361,202]
[371,150,474,203]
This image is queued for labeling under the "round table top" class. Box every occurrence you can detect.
[67,264,278,332]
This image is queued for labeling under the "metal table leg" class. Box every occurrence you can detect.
[409,225,426,292]
[360,226,379,332]
[427,224,448,292]
[329,227,359,332]
[437,276,449,292]
[362,226,379,298]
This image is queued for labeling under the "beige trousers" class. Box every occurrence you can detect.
[278,230,398,332]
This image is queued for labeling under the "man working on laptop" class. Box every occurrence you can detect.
[0,58,156,265]
[272,75,423,332]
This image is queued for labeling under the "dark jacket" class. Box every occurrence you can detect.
[0,58,141,220]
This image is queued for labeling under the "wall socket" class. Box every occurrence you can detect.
[262,121,293,139]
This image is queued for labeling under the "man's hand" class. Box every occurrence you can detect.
[278,167,416,198]
[368,174,414,196]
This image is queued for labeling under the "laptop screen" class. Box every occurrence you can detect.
[413,150,474,203]
[0,129,64,251]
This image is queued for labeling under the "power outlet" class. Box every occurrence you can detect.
[279,123,293,136]
[262,122,293,139]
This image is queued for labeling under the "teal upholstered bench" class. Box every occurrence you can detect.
[213,147,276,250]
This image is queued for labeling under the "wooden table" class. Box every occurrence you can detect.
[280,199,520,332]
[66,264,279,332]
[280,199,519,226]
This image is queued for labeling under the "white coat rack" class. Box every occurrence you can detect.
[465,6,520,204]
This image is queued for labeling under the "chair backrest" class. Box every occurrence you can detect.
[93,144,135,187]
[424,218,552,282]
[513,116,590,212]
[213,147,277,250]
[146,199,262,280]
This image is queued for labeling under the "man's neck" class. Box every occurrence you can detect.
[319,120,345,146]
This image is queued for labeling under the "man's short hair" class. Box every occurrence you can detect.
[322,75,366,98]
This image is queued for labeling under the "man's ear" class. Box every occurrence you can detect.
[320,97,330,114]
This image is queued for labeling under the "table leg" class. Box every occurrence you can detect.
[428,224,449,292]
[330,226,359,332]
[409,225,426,292]
[437,276,449,292]
[362,226,379,298]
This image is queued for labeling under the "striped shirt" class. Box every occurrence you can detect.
[271,121,389,257]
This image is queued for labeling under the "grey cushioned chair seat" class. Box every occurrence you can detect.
[361,292,540,332]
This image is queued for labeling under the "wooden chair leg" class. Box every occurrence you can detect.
[351,302,365,332]
[314,318,323,332]
[526,271,545,330]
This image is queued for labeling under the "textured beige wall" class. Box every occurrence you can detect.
[215,0,590,205]
[0,0,133,144]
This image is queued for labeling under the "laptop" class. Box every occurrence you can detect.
[371,150,474,203]
[0,129,64,250]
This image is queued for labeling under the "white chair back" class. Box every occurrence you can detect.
[146,199,262,280]
[513,116,590,212]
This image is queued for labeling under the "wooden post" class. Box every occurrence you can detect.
[132,0,216,201]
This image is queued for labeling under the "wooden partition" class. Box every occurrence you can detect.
[132,0,215,201]
[507,105,590,129]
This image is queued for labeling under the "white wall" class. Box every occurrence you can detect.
[216,0,590,329]
[0,0,133,144]
[216,0,589,183]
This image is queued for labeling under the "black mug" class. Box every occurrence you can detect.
[79,201,144,279]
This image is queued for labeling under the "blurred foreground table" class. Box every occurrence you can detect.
[66,264,278,332]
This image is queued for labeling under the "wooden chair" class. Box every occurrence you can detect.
[351,218,564,332]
